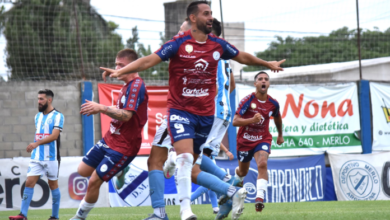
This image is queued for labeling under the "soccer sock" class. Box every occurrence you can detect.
[154,207,167,219]
[175,153,193,212]
[196,171,236,197]
[200,155,226,180]
[51,188,61,218]
[76,199,95,218]
[20,187,34,217]
[235,167,245,181]
[191,186,209,202]
[208,189,218,208]
[149,170,166,217]
[256,179,268,199]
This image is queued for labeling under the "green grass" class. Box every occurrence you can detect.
[2,200,390,220]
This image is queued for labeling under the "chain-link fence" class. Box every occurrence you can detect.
[0,0,388,84]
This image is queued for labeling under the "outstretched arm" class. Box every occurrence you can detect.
[232,51,285,72]
[101,53,162,81]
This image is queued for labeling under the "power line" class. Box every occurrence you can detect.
[102,14,328,35]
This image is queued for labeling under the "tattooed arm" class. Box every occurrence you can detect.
[102,106,133,122]
[80,100,133,122]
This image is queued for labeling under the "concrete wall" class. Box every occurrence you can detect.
[0,81,85,158]
[224,22,245,76]
[164,1,192,41]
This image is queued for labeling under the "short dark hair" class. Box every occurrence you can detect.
[38,89,54,98]
[187,1,209,20]
[254,71,269,81]
[212,18,221,37]
[117,48,138,62]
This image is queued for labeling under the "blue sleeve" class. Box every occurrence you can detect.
[155,40,180,61]
[270,100,280,117]
[124,82,146,112]
[216,38,239,60]
[236,97,251,116]
[272,103,280,117]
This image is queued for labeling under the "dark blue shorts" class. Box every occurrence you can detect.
[83,139,135,182]
[237,142,271,163]
[167,108,214,155]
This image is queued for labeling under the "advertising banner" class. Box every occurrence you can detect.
[98,84,169,155]
[0,157,109,211]
[370,82,390,151]
[109,155,326,206]
[237,83,362,157]
[329,152,390,201]
[108,156,200,207]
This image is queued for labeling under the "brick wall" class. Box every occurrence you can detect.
[0,81,89,158]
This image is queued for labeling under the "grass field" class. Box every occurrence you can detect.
[2,200,390,220]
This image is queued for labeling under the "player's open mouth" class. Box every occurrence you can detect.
[206,22,212,28]
[261,85,266,89]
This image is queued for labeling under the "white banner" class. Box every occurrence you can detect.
[236,83,362,157]
[0,157,109,211]
[370,82,390,151]
[329,152,390,201]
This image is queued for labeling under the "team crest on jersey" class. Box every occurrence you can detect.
[251,103,257,109]
[213,51,220,60]
[185,44,193,54]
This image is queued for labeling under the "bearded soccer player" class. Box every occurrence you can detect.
[232,71,284,213]
[70,49,148,220]
[9,89,64,220]
[101,2,284,219]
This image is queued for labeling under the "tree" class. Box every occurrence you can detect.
[0,0,123,80]
[125,26,169,81]
[244,27,390,71]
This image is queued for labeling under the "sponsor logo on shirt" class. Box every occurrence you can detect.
[243,133,262,141]
[180,54,196,59]
[161,45,173,56]
[35,133,50,141]
[170,114,190,124]
[182,76,187,85]
[183,59,210,75]
[182,87,209,97]
[226,44,237,55]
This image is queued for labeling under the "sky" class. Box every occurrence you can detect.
[0,0,389,80]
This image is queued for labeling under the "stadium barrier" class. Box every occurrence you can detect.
[0,157,109,211]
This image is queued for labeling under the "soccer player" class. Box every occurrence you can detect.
[143,17,236,220]
[101,2,284,219]
[232,71,284,212]
[69,49,148,220]
[9,89,64,220]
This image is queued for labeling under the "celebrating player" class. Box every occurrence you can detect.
[101,2,284,219]
[69,49,148,220]
[9,89,64,220]
[232,71,284,212]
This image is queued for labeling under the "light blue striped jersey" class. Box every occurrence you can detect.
[32,109,64,161]
[215,59,232,122]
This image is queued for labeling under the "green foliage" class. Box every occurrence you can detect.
[244,27,390,71]
[0,0,123,80]
[126,26,169,81]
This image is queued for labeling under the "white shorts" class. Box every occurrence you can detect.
[152,119,173,150]
[200,117,230,156]
[27,160,60,181]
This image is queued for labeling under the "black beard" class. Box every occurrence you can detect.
[196,21,212,35]
[39,103,48,112]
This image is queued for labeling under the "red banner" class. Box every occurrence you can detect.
[97,83,169,155]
